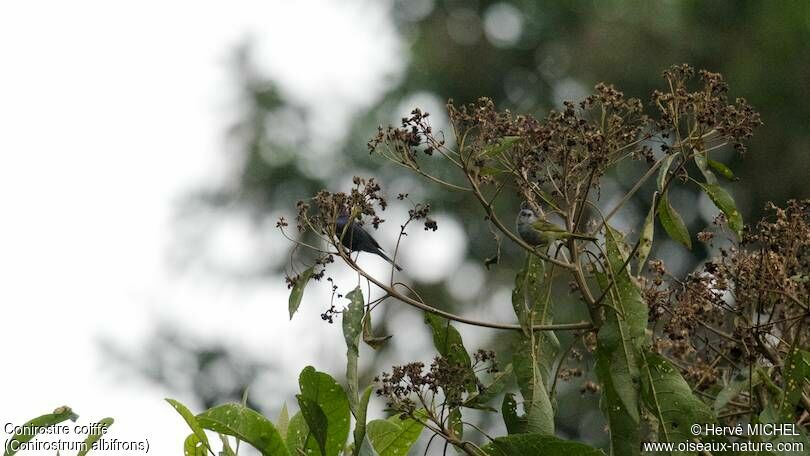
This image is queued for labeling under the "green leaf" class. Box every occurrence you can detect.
[482,433,606,456]
[343,287,365,414]
[778,349,810,421]
[285,412,308,454]
[3,406,78,456]
[167,399,212,455]
[657,192,692,249]
[707,159,737,181]
[699,183,743,237]
[511,255,559,383]
[367,412,424,456]
[512,255,556,336]
[640,351,720,452]
[636,200,655,274]
[423,313,471,368]
[183,433,207,456]
[758,405,809,456]
[509,254,558,435]
[657,153,678,192]
[196,403,288,456]
[593,226,648,456]
[464,363,513,411]
[297,366,351,456]
[501,393,526,435]
[297,395,328,456]
[76,417,113,456]
[289,266,315,320]
[512,336,555,435]
[352,386,374,456]
[276,403,290,441]
[714,371,759,413]
[694,151,718,184]
[481,136,520,157]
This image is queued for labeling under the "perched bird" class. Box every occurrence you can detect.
[516,206,596,248]
[335,213,403,271]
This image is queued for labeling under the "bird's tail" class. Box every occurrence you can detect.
[569,233,597,242]
[376,250,403,271]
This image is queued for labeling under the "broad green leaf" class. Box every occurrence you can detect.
[482,433,606,456]
[759,405,809,456]
[480,166,503,176]
[276,403,290,441]
[285,412,308,453]
[657,153,678,192]
[511,255,559,383]
[423,313,472,368]
[289,266,315,319]
[778,349,810,421]
[707,159,737,181]
[196,403,288,456]
[501,393,527,435]
[3,406,78,456]
[352,386,374,456]
[297,395,328,456]
[657,192,691,249]
[481,136,520,157]
[699,183,743,237]
[367,412,424,456]
[594,226,648,456]
[509,254,558,435]
[694,151,718,184]
[76,417,113,456]
[512,336,555,435]
[512,255,556,337]
[636,201,655,274]
[356,437,382,456]
[183,433,207,456]
[464,363,513,411]
[343,287,365,413]
[167,399,212,455]
[640,351,715,450]
[714,371,759,413]
[297,366,351,456]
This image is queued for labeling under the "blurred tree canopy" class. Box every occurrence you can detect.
[112,0,810,449]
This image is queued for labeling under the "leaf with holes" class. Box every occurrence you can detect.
[367,412,424,456]
[195,403,288,456]
[296,366,351,456]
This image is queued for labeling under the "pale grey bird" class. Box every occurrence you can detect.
[335,213,403,271]
[516,206,596,247]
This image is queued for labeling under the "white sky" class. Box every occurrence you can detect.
[0,1,409,453]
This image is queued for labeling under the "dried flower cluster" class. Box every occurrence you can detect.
[648,200,809,414]
[376,351,498,417]
[652,65,763,153]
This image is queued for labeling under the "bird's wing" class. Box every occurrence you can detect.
[531,219,570,234]
[356,225,382,249]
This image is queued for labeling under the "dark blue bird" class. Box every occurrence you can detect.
[335,213,403,271]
